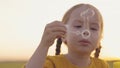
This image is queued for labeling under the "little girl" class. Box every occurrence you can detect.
[26,3,109,68]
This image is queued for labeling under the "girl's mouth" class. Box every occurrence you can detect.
[79,39,91,46]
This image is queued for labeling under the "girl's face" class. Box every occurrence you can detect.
[65,6,101,54]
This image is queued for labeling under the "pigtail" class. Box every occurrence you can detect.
[94,45,101,58]
[55,38,62,55]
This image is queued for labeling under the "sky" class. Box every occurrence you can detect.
[0,0,120,61]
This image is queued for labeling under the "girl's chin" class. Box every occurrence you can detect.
[75,48,92,54]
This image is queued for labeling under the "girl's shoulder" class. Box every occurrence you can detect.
[91,57,109,68]
[46,54,66,63]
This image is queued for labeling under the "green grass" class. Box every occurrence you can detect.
[0,61,26,68]
[113,62,120,68]
[107,61,120,68]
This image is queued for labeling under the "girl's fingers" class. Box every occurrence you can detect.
[52,31,65,38]
[47,27,66,34]
[42,31,65,46]
[46,21,66,29]
[44,21,67,37]
[41,20,67,46]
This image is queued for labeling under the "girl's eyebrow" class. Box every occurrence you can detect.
[74,19,83,23]
[90,23,100,28]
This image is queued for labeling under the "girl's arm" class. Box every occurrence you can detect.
[25,21,66,68]
[25,43,49,68]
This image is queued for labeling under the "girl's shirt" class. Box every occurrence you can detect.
[44,55,109,68]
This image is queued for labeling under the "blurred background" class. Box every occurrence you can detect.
[0,0,120,68]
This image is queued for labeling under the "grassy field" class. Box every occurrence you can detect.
[113,62,120,68]
[0,61,120,68]
[0,61,26,68]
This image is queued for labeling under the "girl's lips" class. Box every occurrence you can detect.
[79,39,91,45]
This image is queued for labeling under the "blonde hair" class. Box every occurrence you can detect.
[56,3,103,58]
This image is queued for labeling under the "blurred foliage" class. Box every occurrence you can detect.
[0,61,26,68]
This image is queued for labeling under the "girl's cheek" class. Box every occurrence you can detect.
[91,32,100,41]
[66,31,79,40]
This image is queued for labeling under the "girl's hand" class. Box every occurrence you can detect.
[40,21,66,48]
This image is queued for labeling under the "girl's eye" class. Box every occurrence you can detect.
[90,28,98,31]
[74,25,82,28]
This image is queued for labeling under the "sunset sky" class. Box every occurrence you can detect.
[0,0,120,61]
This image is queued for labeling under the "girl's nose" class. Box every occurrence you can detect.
[81,30,90,39]
[83,31,89,36]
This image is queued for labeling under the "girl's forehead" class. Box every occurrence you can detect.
[70,6,100,23]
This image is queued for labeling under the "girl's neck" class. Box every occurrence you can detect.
[64,51,91,67]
